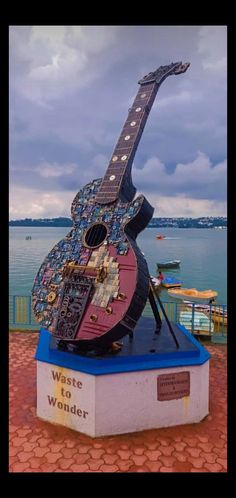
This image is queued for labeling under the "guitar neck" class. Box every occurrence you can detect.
[95,81,158,204]
[95,61,190,205]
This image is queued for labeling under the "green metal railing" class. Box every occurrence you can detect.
[9,295,227,343]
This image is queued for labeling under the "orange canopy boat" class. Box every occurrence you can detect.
[167,288,218,304]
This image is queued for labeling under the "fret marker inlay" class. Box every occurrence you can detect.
[121,155,127,161]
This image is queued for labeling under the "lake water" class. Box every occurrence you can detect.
[9,226,227,305]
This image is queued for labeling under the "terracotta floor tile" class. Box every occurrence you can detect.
[204,462,223,472]
[144,442,160,450]
[9,446,24,457]
[33,447,49,458]
[17,451,34,463]
[159,466,175,472]
[185,447,202,458]
[158,445,175,456]
[77,444,93,454]
[44,452,63,464]
[213,447,227,458]
[159,455,176,467]
[86,458,104,471]
[99,464,119,472]
[133,447,146,455]
[173,442,187,452]
[188,457,207,469]
[70,463,89,472]
[190,468,208,473]
[114,459,133,471]
[57,458,75,470]
[48,443,65,453]
[198,442,214,453]
[39,463,58,472]
[10,462,30,472]
[92,443,103,449]
[200,452,217,464]
[173,461,193,472]
[12,437,28,447]
[130,455,148,466]
[103,453,119,465]
[17,429,32,438]
[117,449,133,460]
[144,449,162,461]
[73,453,90,465]
[172,450,189,463]
[145,460,162,472]
[216,458,227,470]
[60,448,78,459]
[88,448,105,459]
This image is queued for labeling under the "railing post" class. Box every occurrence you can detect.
[13,295,16,325]
[222,305,226,337]
[28,296,32,325]
[209,304,212,336]
[191,303,195,334]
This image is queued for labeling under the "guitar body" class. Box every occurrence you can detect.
[32,61,190,349]
[32,177,153,347]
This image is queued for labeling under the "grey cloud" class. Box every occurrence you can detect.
[9,26,227,217]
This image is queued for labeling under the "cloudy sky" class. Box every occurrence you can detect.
[9,25,227,219]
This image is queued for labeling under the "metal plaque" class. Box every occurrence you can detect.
[157,371,190,401]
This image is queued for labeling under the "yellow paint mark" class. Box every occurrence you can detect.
[52,366,68,424]
[16,297,28,322]
[182,395,190,418]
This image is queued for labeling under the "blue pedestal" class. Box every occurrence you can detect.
[35,317,210,374]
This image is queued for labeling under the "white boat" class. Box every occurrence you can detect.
[179,310,214,336]
[182,301,227,326]
[157,260,181,269]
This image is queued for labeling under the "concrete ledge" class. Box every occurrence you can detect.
[35,320,210,375]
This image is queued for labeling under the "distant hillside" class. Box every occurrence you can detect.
[9,217,73,227]
[9,216,227,228]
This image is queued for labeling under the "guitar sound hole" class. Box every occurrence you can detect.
[84,223,108,248]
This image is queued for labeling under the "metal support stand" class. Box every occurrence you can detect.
[148,286,162,333]
[149,279,179,348]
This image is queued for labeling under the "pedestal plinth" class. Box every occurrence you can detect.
[35,317,210,437]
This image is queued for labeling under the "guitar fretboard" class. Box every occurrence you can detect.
[95,81,158,204]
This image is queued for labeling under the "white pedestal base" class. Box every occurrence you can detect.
[37,358,209,437]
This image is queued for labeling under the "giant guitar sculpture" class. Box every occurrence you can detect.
[32,61,190,350]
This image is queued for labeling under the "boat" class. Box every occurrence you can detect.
[161,276,182,288]
[156,235,166,240]
[25,236,32,240]
[182,301,227,326]
[179,310,214,336]
[167,288,218,304]
[209,312,227,327]
[157,260,181,269]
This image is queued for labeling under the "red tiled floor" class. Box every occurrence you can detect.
[9,332,227,473]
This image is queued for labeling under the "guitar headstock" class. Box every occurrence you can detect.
[138,61,190,86]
